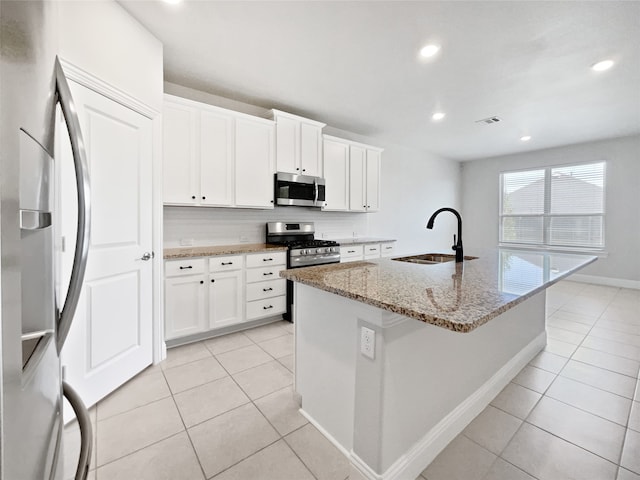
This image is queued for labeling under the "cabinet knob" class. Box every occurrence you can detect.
[270,200,274,203]
[296,168,300,171]
[211,279,215,283]
[199,280,204,284]
[192,196,196,200]
[302,169,306,172]
[202,196,206,200]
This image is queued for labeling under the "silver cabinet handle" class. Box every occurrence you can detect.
[63,381,93,480]
[140,252,153,261]
[313,178,318,206]
[55,57,91,353]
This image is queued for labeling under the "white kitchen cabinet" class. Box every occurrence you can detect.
[163,94,275,209]
[272,110,325,177]
[363,243,381,259]
[349,145,367,212]
[164,275,207,340]
[208,270,243,329]
[163,102,198,205]
[245,251,286,319]
[200,109,234,206]
[380,242,396,257]
[340,245,364,263]
[235,116,276,208]
[322,136,350,211]
[365,149,381,212]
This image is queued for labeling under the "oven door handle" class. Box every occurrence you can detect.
[313,178,318,206]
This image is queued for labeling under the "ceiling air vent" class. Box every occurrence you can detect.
[475,116,501,125]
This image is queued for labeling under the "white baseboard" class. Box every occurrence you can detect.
[352,331,547,480]
[298,408,352,460]
[569,274,640,290]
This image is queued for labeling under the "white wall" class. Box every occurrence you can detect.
[58,0,163,111]
[163,82,462,252]
[462,135,640,283]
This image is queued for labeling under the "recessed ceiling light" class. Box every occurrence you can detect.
[432,112,445,121]
[591,59,614,72]
[520,135,532,142]
[420,44,440,58]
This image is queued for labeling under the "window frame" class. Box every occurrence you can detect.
[498,161,606,253]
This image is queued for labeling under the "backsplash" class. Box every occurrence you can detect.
[163,206,369,247]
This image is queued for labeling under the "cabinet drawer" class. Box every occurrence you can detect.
[340,245,364,262]
[165,258,206,277]
[209,255,244,272]
[246,279,286,301]
[246,251,286,268]
[246,295,286,320]
[363,243,381,258]
[246,265,285,283]
[380,242,396,257]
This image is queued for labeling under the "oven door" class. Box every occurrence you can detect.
[275,172,326,207]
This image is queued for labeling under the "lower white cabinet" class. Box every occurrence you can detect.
[208,270,243,329]
[164,250,286,341]
[340,245,364,263]
[165,274,207,340]
[340,241,396,263]
[380,242,396,257]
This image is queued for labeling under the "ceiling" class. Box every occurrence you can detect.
[118,1,640,161]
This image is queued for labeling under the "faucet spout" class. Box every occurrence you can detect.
[426,207,464,262]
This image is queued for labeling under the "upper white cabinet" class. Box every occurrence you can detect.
[163,94,275,209]
[271,110,325,177]
[322,136,350,211]
[323,134,382,213]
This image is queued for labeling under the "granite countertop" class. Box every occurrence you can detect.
[280,248,597,333]
[333,237,397,245]
[164,243,287,259]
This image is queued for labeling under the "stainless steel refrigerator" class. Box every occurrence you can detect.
[1,2,92,478]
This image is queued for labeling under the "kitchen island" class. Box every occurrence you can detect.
[280,249,596,480]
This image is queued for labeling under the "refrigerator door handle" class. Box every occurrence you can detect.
[62,381,93,480]
[54,57,91,353]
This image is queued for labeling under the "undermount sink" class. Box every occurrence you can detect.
[392,253,479,265]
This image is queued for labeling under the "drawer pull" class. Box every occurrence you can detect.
[221,262,233,266]
[263,258,273,262]
[385,246,392,249]
[263,272,273,276]
[263,305,273,310]
[179,266,193,270]
[369,248,377,251]
[347,250,356,253]
[263,287,273,292]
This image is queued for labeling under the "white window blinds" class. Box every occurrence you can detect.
[500,162,605,249]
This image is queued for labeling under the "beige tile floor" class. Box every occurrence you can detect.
[64,281,640,480]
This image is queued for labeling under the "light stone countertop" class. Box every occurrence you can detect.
[164,243,287,259]
[280,248,597,332]
[332,237,396,245]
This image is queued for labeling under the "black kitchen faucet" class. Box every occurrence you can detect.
[426,207,464,263]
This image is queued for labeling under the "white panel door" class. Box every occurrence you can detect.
[200,109,234,206]
[235,117,275,209]
[322,138,349,211]
[349,145,366,212]
[163,102,198,205]
[366,149,381,212]
[209,270,243,329]
[60,81,154,409]
[299,122,322,176]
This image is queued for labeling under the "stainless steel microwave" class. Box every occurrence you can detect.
[274,172,326,207]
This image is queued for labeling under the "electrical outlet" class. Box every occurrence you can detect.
[180,238,194,246]
[360,326,375,360]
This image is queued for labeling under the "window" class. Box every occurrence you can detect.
[499,162,605,249]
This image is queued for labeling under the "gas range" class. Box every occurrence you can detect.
[266,222,340,268]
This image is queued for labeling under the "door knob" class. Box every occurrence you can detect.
[140,252,154,261]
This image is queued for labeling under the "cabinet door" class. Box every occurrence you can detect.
[163,102,198,205]
[322,138,349,211]
[300,122,323,176]
[165,275,206,340]
[366,149,381,212]
[274,114,298,174]
[349,145,367,212]
[200,109,234,206]
[235,117,275,208]
[209,270,243,329]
